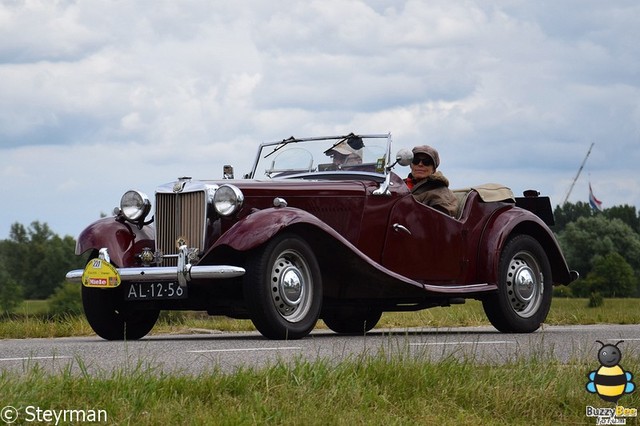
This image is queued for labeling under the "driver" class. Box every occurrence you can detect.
[404,145,458,216]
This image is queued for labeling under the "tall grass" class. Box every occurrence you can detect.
[1,351,638,425]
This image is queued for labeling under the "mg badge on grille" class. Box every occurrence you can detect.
[173,176,191,193]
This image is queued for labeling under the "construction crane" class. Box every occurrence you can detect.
[563,142,594,205]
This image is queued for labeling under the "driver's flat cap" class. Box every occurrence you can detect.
[412,145,440,168]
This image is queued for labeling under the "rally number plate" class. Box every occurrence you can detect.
[125,282,187,301]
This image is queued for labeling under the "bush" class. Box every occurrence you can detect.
[586,253,637,297]
[0,264,23,314]
[47,282,83,317]
[553,285,573,298]
[587,292,604,308]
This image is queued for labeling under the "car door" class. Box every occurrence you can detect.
[381,193,465,283]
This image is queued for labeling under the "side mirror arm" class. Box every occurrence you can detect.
[373,148,413,196]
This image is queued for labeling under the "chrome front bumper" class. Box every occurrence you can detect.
[65,246,245,287]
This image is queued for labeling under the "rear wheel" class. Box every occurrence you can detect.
[82,255,159,340]
[323,307,382,335]
[243,233,322,340]
[482,235,552,333]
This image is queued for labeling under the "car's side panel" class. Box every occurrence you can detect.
[208,206,430,296]
[217,178,405,263]
[226,180,369,244]
[74,217,155,267]
[354,173,411,262]
[381,193,465,282]
[211,207,337,252]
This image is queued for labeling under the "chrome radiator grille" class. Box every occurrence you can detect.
[155,191,207,266]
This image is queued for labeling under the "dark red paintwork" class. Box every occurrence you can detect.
[75,218,155,267]
[75,170,573,311]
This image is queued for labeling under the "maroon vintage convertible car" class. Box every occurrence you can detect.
[66,133,577,340]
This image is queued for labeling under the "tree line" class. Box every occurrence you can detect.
[553,202,640,297]
[0,222,86,313]
[1,202,640,313]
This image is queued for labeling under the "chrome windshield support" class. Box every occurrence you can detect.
[373,172,392,196]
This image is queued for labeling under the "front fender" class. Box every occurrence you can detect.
[477,206,574,285]
[211,207,342,253]
[75,217,155,267]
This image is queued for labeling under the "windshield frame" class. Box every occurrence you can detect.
[247,133,392,180]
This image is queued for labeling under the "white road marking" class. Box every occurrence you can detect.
[410,341,515,346]
[0,356,72,362]
[187,346,302,354]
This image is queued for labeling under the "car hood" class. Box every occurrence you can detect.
[227,178,370,244]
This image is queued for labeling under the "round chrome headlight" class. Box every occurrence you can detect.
[213,184,244,216]
[120,190,151,222]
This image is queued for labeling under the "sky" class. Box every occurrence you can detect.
[1,0,639,240]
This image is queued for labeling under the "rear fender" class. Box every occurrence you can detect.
[210,207,342,253]
[477,206,574,285]
[74,217,155,267]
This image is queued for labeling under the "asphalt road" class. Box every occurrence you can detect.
[1,324,639,376]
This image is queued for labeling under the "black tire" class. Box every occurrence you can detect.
[243,233,322,340]
[82,256,159,340]
[482,234,553,333]
[323,307,382,335]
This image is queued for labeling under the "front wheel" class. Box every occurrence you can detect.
[482,234,552,333]
[81,254,159,340]
[82,285,160,340]
[243,233,322,340]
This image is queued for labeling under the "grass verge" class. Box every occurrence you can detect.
[1,352,638,425]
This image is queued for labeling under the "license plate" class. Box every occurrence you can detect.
[125,282,187,301]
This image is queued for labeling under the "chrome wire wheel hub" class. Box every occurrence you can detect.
[506,252,543,318]
[269,250,312,322]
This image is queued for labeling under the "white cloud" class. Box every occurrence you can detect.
[0,0,639,238]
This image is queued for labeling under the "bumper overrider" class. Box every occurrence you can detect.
[65,245,245,287]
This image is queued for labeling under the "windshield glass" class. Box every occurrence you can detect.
[249,133,391,179]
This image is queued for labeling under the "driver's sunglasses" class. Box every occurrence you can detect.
[412,157,433,166]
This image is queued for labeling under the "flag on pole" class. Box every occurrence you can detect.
[589,182,603,211]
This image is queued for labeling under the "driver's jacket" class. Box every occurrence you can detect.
[404,171,458,217]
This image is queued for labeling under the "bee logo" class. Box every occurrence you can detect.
[586,340,635,403]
